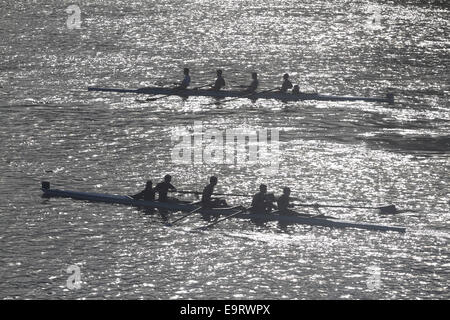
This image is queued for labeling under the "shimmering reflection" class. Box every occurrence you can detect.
[0,0,449,299]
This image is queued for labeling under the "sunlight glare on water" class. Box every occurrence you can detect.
[0,0,449,299]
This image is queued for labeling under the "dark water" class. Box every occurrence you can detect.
[0,0,449,299]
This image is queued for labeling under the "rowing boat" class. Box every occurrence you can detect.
[41,182,405,232]
[40,182,406,233]
[87,87,394,104]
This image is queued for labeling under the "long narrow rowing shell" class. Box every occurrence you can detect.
[87,87,395,104]
[41,182,406,233]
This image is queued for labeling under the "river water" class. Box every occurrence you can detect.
[0,0,449,299]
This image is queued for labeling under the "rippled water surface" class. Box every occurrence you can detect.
[0,0,449,299]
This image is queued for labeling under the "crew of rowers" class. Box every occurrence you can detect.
[132,175,294,214]
[175,68,301,94]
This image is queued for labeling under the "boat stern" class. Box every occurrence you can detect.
[41,181,50,190]
[387,93,395,104]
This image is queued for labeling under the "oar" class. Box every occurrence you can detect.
[145,83,212,101]
[136,82,173,98]
[192,83,213,90]
[145,87,183,101]
[292,202,398,214]
[310,201,324,218]
[291,195,370,203]
[203,87,280,106]
[194,206,252,231]
[172,191,397,213]
[166,201,203,226]
[171,190,250,197]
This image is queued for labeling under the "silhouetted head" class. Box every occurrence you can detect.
[184,68,189,75]
[283,187,291,196]
[283,73,289,80]
[164,174,172,183]
[292,85,300,93]
[210,176,218,185]
[259,184,267,193]
[216,69,222,76]
[252,72,258,80]
[145,180,153,189]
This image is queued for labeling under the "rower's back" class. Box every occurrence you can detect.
[212,69,225,91]
[245,72,258,93]
[251,191,266,213]
[251,184,268,213]
[277,194,289,212]
[180,68,190,89]
[277,187,291,212]
[132,180,155,201]
[280,73,293,93]
[202,176,218,206]
[202,183,214,204]
[154,175,176,202]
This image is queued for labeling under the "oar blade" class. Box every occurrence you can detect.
[194,207,251,231]
[378,204,398,214]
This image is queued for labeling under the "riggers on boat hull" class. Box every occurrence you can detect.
[41,182,405,233]
[87,87,394,104]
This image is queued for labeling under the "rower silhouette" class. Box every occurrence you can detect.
[280,73,293,93]
[277,187,294,213]
[154,174,176,202]
[251,184,276,214]
[201,176,227,208]
[132,180,155,201]
[210,69,226,91]
[292,84,301,95]
[174,68,191,89]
